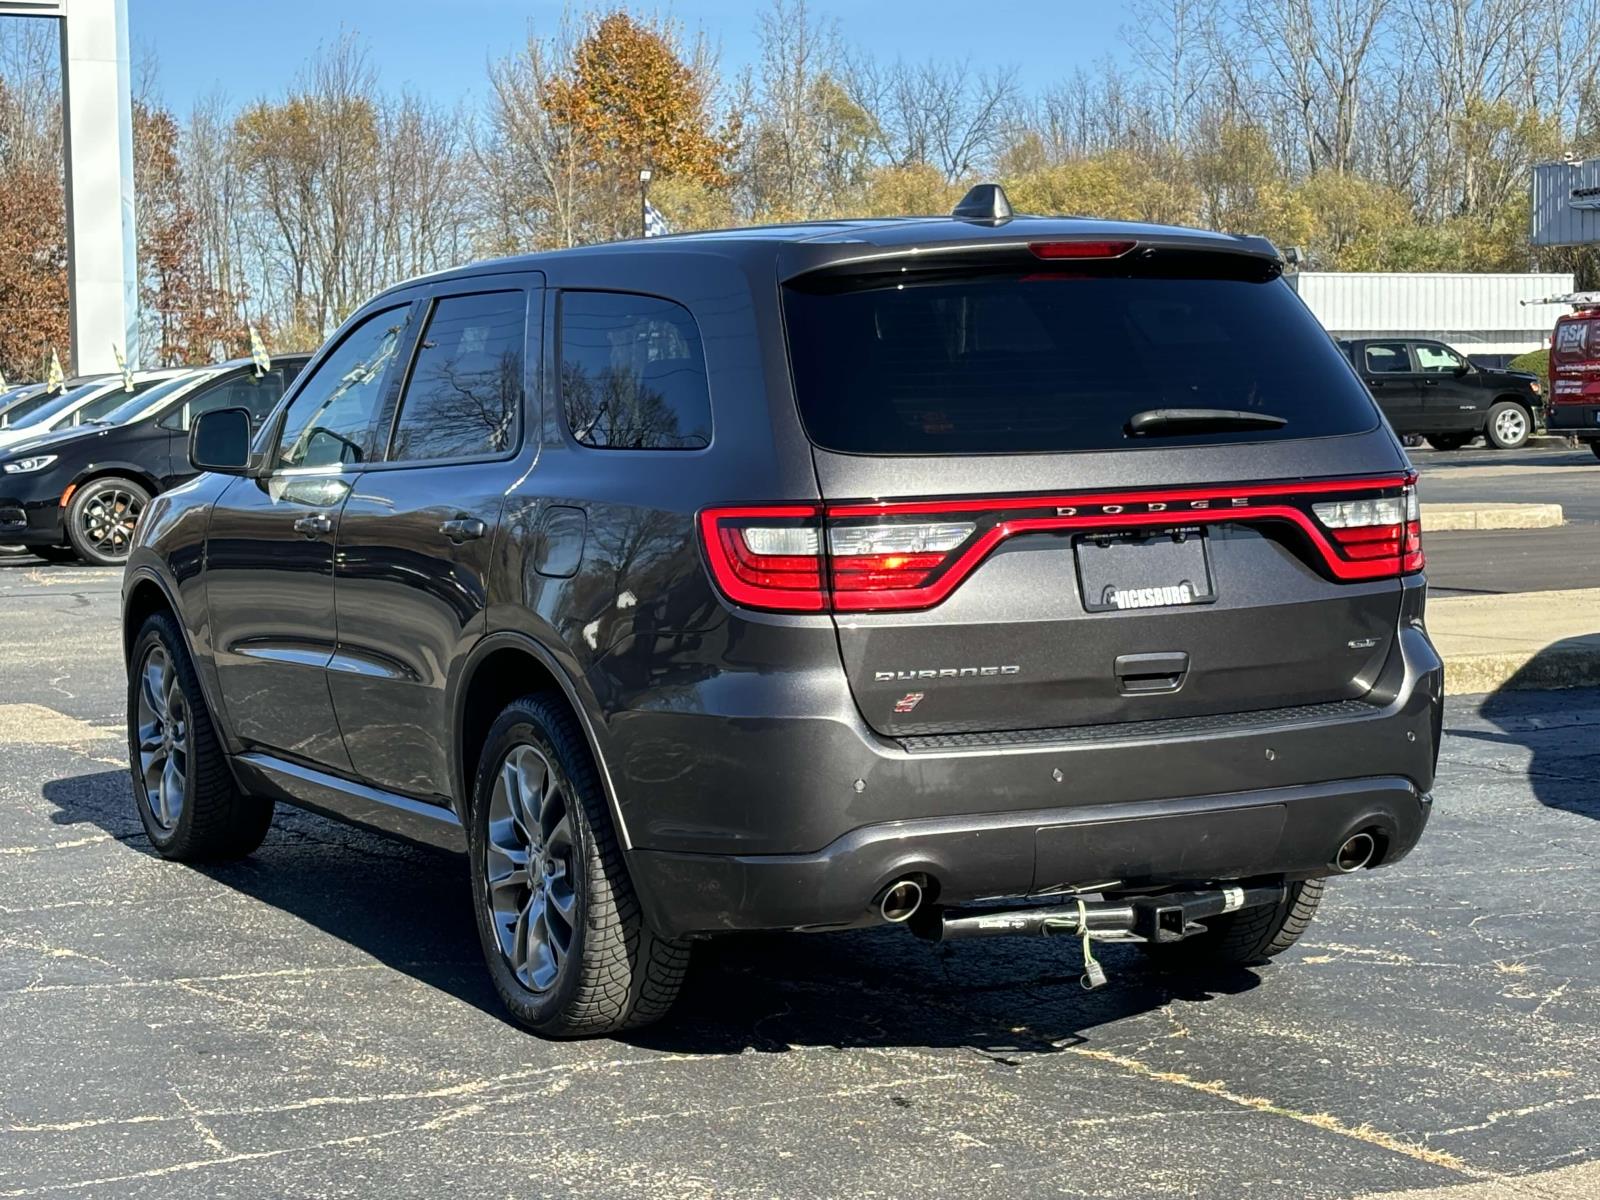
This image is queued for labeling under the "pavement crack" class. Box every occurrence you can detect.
[1066,1045,1488,1178]
[1433,1093,1600,1139]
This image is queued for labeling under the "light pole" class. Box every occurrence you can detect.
[639,167,652,238]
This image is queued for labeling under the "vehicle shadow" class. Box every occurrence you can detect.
[1456,641,1600,822]
[42,768,1264,1052]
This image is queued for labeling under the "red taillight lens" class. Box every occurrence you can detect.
[701,476,1422,614]
[1312,484,1423,575]
[698,507,825,612]
[1028,240,1136,260]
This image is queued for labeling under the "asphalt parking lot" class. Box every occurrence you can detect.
[1412,442,1600,597]
[1,553,1598,1199]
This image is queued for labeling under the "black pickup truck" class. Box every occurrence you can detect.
[1339,337,1543,450]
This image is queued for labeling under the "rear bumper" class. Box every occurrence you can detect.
[1545,404,1600,438]
[632,777,1432,937]
[623,616,1444,938]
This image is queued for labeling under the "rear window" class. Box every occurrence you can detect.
[1553,317,1593,362]
[783,271,1378,454]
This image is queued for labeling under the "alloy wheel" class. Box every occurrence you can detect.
[1493,408,1527,446]
[82,486,143,559]
[483,743,578,992]
[135,645,188,831]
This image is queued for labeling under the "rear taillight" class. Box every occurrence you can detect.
[698,509,980,612]
[699,507,826,612]
[1312,485,1423,574]
[700,475,1422,614]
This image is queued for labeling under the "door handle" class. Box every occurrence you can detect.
[1365,379,1383,387]
[440,516,486,544]
[1421,378,1439,386]
[292,513,333,537]
[1114,651,1189,695]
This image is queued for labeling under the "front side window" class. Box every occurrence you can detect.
[277,306,410,469]
[388,292,525,462]
[1414,343,1464,373]
[560,291,711,450]
[1364,343,1413,374]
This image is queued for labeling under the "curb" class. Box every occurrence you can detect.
[1421,502,1563,532]
[1443,647,1600,695]
[1430,587,1600,695]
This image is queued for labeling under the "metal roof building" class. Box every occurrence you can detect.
[1286,271,1574,362]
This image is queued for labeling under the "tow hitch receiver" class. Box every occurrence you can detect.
[916,884,1286,944]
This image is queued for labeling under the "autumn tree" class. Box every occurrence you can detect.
[135,101,250,364]
[540,11,733,241]
[0,40,67,380]
[0,150,68,381]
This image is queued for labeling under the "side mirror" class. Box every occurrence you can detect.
[189,407,253,474]
[1454,363,1471,376]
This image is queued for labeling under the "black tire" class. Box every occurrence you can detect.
[1484,401,1532,450]
[128,612,273,860]
[1143,879,1324,968]
[1426,433,1471,451]
[32,544,78,563]
[467,694,689,1037]
[1590,442,1600,461]
[66,476,151,566]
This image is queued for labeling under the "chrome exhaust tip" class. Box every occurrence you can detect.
[1332,832,1376,873]
[878,878,924,923]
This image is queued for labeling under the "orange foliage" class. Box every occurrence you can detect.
[544,11,732,189]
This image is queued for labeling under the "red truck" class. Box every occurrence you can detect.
[1546,296,1600,458]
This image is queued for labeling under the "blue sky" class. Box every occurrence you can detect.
[131,1,1127,112]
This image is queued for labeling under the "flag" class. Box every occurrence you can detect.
[0,365,7,391]
[45,348,64,393]
[248,325,271,376]
[643,200,671,238]
[112,343,133,391]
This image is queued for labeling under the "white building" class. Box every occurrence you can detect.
[1285,271,1573,366]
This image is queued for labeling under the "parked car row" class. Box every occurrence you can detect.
[0,357,307,564]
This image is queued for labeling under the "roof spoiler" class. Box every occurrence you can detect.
[951,183,1013,226]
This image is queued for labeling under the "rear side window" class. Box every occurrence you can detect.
[783,272,1380,454]
[1364,343,1412,374]
[187,368,295,427]
[559,291,711,450]
[389,292,525,462]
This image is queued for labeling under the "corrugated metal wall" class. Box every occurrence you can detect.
[1531,160,1600,247]
[1286,272,1573,351]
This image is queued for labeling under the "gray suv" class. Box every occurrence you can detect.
[121,186,1443,1036]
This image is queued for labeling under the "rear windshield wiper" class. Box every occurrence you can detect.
[1126,408,1288,436]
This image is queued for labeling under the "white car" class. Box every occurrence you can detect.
[0,370,187,450]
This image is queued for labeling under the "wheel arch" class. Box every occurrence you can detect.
[68,462,163,504]
[452,631,632,850]
[122,569,181,664]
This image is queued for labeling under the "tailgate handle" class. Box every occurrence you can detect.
[1114,651,1189,695]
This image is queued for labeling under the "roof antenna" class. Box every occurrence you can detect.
[951,183,1013,226]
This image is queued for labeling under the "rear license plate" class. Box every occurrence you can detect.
[1075,529,1217,613]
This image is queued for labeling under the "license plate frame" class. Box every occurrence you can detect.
[1075,528,1217,614]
